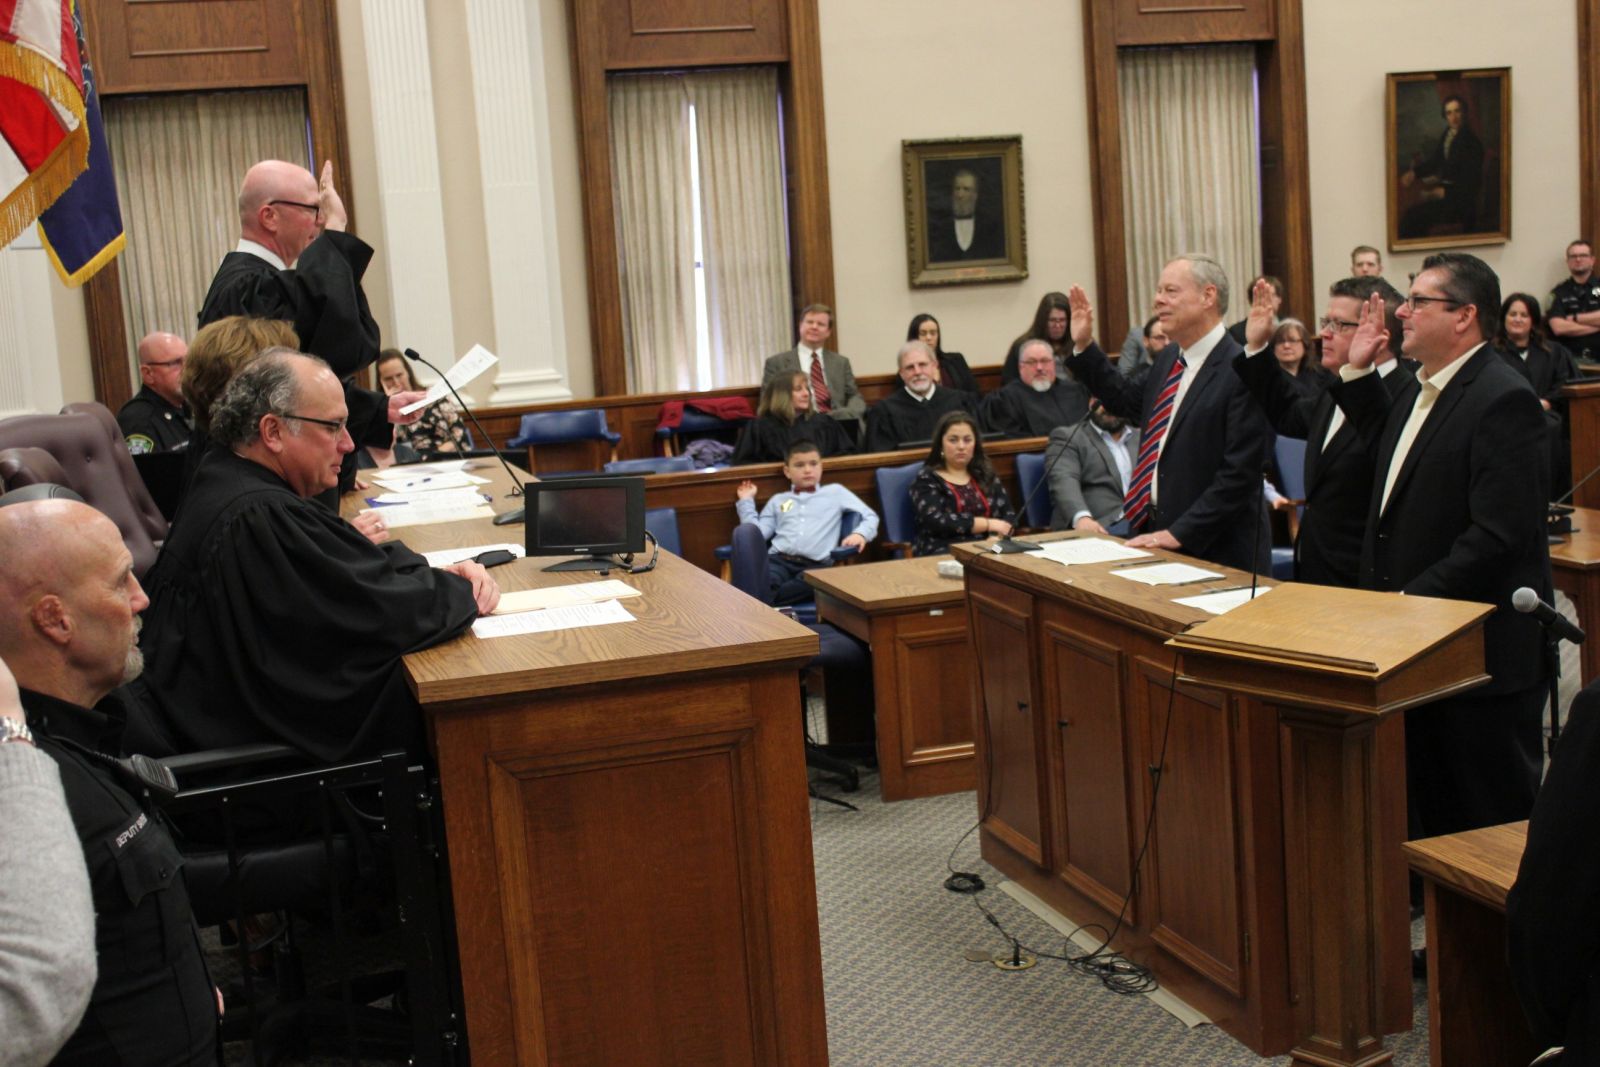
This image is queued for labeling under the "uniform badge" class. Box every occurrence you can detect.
[125,435,154,455]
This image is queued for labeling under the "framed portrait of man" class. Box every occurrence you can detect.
[1386,68,1510,251]
[902,135,1027,287]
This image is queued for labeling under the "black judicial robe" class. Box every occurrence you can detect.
[863,386,976,452]
[197,231,392,486]
[981,378,1089,438]
[135,450,479,762]
[730,412,856,465]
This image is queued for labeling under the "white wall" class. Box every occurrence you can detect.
[1304,0,1580,309]
[816,0,1099,376]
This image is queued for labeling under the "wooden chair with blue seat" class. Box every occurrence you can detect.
[603,456,697,475]
[1271,436,1308,580]
[505,409,621,476]
[873,459,924,558]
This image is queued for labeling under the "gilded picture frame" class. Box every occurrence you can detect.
[903,135,1027,288]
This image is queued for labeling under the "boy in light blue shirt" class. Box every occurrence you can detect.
[734,439,879,605]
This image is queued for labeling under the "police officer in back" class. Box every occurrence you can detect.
[0,491,218,1067]
[116,332,193,456]
[1548,239,1600,364]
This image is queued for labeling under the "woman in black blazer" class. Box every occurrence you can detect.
[730,372,855,465]
[1496,292,1578,493]
[906,313,980,398]
[1270,319,1335,399]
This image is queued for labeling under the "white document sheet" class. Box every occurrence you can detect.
[490,579,642,615]
[1035,538,1152,566]
[1172,585,1273,615]
[1109,562,1226,586]
[360,502,495,529]
[398,344,498,415]
[471,599,635,639]
[388,459,471,476]
[421,543,525,568]
[372,470,489,492]
[369,488,487,507]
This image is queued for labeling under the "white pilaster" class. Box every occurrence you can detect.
[359,0,457,376]
[466,0,572,404]
[0,235,66,419]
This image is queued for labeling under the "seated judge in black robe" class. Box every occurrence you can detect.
[730,371,855,465]
[864,341,976,452]
[197,160,408,494]
[135,352,493,763]
[982,341,1089,438]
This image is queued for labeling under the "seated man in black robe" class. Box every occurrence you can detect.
[864,341,975,452]
[982,338,1089,438]
[134,350,499,763]
[197,160,422,494]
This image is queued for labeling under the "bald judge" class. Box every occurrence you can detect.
[197,160,421,494]
[133,350,496,762]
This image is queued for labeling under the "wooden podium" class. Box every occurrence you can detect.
[956,539,1491,1066]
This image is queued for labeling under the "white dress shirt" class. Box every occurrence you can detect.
[236,238,287,270]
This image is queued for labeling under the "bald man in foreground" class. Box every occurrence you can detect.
[0,499,218,1066]
[116,331,193,455]
[197,159,419,495]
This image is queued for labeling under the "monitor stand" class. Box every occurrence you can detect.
[542,555,616,573]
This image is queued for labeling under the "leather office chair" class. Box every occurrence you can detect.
[0,404,168,576]
[603,456,697,475]
[644,506,682,557]
[505,410,621,475]
[1271,436,1308,581]
[873,460,923,558]
[1014,451,1051,528]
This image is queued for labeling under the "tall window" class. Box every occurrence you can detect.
[608,68,792,393]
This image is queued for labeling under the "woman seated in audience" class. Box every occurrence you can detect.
[1270,318,1333,398]
[1496,292,1578,493]
[1000,291,1071,383]
[909,411,1017,556]
[376,349,471,457]
[907,313,979,398]
[730,371,855,464]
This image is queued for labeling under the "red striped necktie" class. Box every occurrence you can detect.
[1121,353,1187,532]
[808,354,832,413]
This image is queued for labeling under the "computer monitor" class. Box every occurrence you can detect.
[524,476,646,572]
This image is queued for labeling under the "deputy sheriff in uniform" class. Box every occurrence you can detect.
[0,493,219,1067]
[115,332,193,456]
[1548,239,1600,364]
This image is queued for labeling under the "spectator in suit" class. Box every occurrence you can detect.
[982,339,1089,439]
[1045,400,1138,534]
[864,342,974,453]
[1333,251,1550,838]
[909,412,1016,556]
[1000,292,1072,383]
[1066,255,1271,572]
[1350,245,1383,277]
[1496,292,1578,495]
[906,313,980,398]
[731,371,855,465]
[761,304,866,424]
[1234,275,1412,588]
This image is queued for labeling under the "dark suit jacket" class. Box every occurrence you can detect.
[1507,683,1600,1060]
[1234,352,1415,587]
[1332,344,1551,693]
[925,209,1005,262]
[1069,333,1270,572]
[1045,419,1139,529]
[762,349,867,422]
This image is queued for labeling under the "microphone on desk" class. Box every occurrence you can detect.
[1548,457,1600,536]
[1513,586,1586,646]
[987,416,1092,554]
[405,348,527,525]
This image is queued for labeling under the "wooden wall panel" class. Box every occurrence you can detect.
[86,0,304,92]
[1580,0,1600,241]
[1113,0,1275,46]
[1255,3,1314,325]
[603,0,787,69]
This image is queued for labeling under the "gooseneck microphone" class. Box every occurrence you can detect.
[1512,586,1586,645]
[404,348,527,525]
[1553,458,1600,508]
[988,415,1093,554]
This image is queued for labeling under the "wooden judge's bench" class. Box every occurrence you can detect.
[951,536,1493,1066]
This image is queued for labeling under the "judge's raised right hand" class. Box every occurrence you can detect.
[1067,286,1095,351]
[444,561,500,615]
[317,160,349,233]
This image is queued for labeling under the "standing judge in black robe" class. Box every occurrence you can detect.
[196,160,422,496]
[865,342,976,452]
[134,352,498,763]
[982,339,1088,438]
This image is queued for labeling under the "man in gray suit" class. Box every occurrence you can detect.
[762,304,867,423]
[1046,400,1139,533]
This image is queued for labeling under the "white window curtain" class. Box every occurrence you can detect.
[608,75,695,394]
[104,89,309,368]
[1117,46,1260,323]
[687,68,791,389]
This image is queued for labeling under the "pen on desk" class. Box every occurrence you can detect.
[1196,584,1254,596]
[1165,574,1225,587]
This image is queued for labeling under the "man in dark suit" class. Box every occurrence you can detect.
[1066,255,1270,572]
[1398,95,1486,239]
[1233,275,1414,587]
[863,341,973,452]
[1333,251,1550,838]
[1045,401,1139,533]
[762,304,867,423]
[925,166,1005,263]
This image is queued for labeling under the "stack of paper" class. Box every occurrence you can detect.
[1109,562,1224,586]
[491,579,642,615]
[472,600,635,639]
[360,500,494,528]
[1036,538,1152,566]
[1173,586,1273,615]
[372,470,489,493]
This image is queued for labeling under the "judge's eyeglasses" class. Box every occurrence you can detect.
[280,413,349,435]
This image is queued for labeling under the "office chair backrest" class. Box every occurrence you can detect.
[1274,436,1308,513]
[605,456,697,475]
[1014,451,1050,528]
[506,409,620,447]
[874,460,924,546]
[644,506,682,556]
[727,523,770,604]
[60,401,171,544]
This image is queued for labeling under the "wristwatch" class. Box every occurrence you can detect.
[0,717,33,746]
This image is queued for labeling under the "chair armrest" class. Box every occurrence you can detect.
[159,742,304,777]
[714,544,732,560]
[828,544,861,562]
